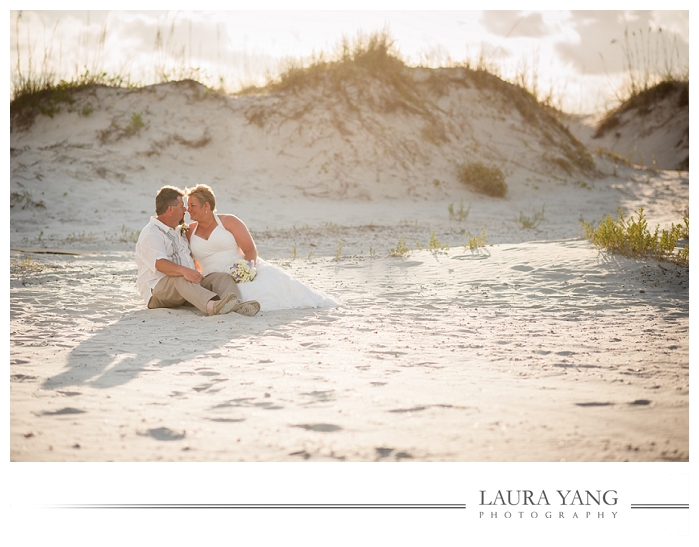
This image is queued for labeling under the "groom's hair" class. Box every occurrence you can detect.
[155,186,184,215]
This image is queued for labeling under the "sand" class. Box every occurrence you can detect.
[9,79,689,462]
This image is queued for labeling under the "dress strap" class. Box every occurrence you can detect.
[191,222,198,236]
[214,214,224,227]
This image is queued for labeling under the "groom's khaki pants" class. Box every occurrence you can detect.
[147,272,241,314]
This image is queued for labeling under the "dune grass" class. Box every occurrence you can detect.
[594,79,688,139]
[456,162,508,198]
[582,207,688,266]
[594,27,689,141]
[11,69,134,130]
[243,30,437,127]
[611,27,688,104]
[10,12,192,130]
[269,31,405,91]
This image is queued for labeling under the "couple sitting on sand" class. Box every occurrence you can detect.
[135,184,339,316]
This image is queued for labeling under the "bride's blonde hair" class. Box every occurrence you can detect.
[185,184,216,211]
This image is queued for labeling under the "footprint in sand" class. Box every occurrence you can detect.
[389,406,427,413]
[293,423,342,432]
[40,407,86,416]
[139,427,185,441]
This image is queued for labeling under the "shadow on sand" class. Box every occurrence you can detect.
[42,306,337,390]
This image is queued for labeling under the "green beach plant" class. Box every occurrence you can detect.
[448,200,471,221]
[428,231,449,251]
[335,240,343,260]
[464,228,487,250]
[63,231,96,244]
[515,204,546,229]
[11,256,44,273]
[390,238,410,257]
[582,207,688,265]
[106,225,140,244]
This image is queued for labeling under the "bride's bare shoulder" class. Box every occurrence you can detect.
[219,214,246,227]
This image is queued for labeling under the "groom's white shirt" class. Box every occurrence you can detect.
[135,217,197,304]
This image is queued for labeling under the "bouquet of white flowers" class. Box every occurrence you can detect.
[230,259,257,283]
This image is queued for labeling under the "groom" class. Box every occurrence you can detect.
[135,185,260,316]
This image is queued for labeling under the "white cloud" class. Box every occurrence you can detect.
[480,11,551,38]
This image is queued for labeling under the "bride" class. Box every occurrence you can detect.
[184,184,341,311]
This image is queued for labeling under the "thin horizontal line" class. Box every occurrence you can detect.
[50,504,466,510]
[631,504,688,509]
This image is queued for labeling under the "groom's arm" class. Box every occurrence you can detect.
[138,230,203,284]
[155,259,204,284]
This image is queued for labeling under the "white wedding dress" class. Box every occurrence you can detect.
[189,215,341,311]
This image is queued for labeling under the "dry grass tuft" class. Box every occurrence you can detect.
[243,30,434,126]
[268,30,407,94]
[11,256,44,274]
[11,190,46,209]
[456,162,507,198]
[97,112,147,144]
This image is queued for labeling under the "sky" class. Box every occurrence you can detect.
[9,9,690,114]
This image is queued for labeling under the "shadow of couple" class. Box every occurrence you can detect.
[42,305,337,391]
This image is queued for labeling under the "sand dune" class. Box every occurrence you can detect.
[568,81,689,170]
[10,72,688,462]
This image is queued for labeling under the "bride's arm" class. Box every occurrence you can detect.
[220,214,258,263]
